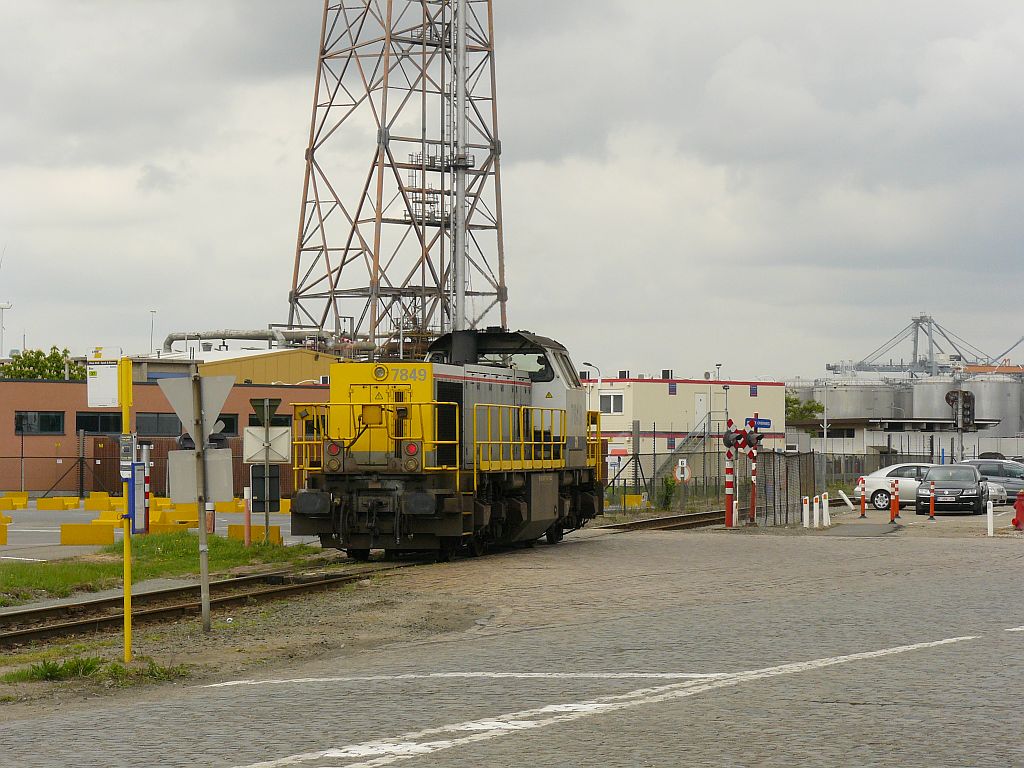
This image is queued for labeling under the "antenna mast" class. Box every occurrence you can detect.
[287,0,508,354]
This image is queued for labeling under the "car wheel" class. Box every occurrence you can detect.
[871,490,891,511]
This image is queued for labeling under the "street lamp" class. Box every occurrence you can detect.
[0,301,11,359]
[722,384,730,423]
[149,309,157,356]
[582,361,601,412]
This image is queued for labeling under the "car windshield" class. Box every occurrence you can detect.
[925,467,976,482]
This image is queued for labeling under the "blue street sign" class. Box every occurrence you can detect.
[747,418,772,430]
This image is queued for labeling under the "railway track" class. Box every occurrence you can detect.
[0,563,416,648]
[600,510,726,532]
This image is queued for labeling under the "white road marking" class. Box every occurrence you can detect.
[9,528,61,533]
[233,635,978,768]
[206,671,729,689]
[1005,626,1024,632]
[0,555,47,562]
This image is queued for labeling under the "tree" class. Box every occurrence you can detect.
[785,392,824,423]
[0,346,86,380]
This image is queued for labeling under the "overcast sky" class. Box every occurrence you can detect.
[1,1,1022,380]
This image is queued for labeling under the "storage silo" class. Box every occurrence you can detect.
[813,383,896,420]
[910,376,957,421]
[965,376,1023,438]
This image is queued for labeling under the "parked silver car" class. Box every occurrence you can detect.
[857,463,935,511]
[960,459,1024,499]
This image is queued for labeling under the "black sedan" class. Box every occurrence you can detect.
[915,465,989,515]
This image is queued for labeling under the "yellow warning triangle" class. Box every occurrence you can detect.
[545,392,553,399]
[374,391,384,401]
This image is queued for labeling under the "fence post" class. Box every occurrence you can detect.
[802,496,810,528]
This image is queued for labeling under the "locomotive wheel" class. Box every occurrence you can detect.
[346,548,371,562]
[544,525,563,545]
[466,536,485,558]
[436,537,459,563]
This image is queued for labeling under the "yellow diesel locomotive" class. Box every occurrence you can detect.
[290,329,604,559]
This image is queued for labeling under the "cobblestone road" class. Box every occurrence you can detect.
[2,529,1022,766]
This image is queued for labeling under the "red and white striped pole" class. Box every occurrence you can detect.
[724,418,735,528]
[748,414,758,526]
[141,443,151,534]
[725,447,735,528]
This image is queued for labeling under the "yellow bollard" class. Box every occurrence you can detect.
[122,514,132,663]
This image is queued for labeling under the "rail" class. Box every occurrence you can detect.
[292,401,460,489]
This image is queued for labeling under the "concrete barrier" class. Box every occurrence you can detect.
[0,512,11,525]
[60,523,115,546]
[0,498,13,512]
[0,523,7,545]
[90,511,123,527]
[84,495,112,512]
[278,498,292,515]
[62,497,82,510]
[228,524,282,545]
[214,500,237,514]
[37,497,68,511]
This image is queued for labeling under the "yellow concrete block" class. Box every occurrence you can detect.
[0,523,7,545]
[227,524,282,545]
[623,494,649,510]
[148,522,189,535]
[10,499,27,510]
[214,500,237,514]
[60,523,115,546]
[91,510,123,524]
[0,498,13,512]
[109,498,127,512]
[234,498,247,513]
[63,497,82,510]
[278,498,292,515]
[3,492,28,502]
[88,491,110,502]
[36,497,67,511]
[84,496,112,512]
[152,497,172,510]
[0,513,11,525]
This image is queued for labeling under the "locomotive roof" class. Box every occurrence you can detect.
[428,329,568,354]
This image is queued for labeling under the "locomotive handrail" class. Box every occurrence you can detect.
[291,401,460,489]
[587,409,603,482]
[472,403,567,492]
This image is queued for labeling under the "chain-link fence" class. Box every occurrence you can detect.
[604,436,938,527]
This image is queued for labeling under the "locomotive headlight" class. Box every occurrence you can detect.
[403,457,420,472]
[325,441,343,457]
[404,442,420,456]
[373,365,388,381]
[326,457,342,473]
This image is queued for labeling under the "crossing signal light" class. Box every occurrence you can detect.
[747,432,765,449]
[961,391,976,429]
[723,428,743,448]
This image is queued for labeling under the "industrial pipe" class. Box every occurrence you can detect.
[161,329,374,354]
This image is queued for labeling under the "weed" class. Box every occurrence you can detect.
[29,659,65,681]
[103,659,190,687]
[61,657,103,677]
[0,695,17,703]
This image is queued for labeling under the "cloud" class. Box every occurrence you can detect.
[0,0,1021,380]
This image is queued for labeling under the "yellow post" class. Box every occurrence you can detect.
[122,512,132,663]
[118,357,133,664]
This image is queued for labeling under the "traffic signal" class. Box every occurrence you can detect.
[747,432,765,449]
[723,428,744,448]
[961,391,975,429]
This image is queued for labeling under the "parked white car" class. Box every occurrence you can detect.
[857,463,936,510]
[985,481,1008,506]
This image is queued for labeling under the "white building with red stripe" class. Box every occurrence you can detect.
[580,370,786,479]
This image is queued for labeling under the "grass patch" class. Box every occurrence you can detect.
[0,532,323,606]
[0,656,104,683]
[1,656,189,687]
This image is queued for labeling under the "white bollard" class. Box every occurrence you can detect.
[822,493,831,527]
[802,496,810,528]
[987,500,994,537]
[813,495,821,529]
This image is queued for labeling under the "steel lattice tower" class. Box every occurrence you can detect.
[287,0,508,354]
